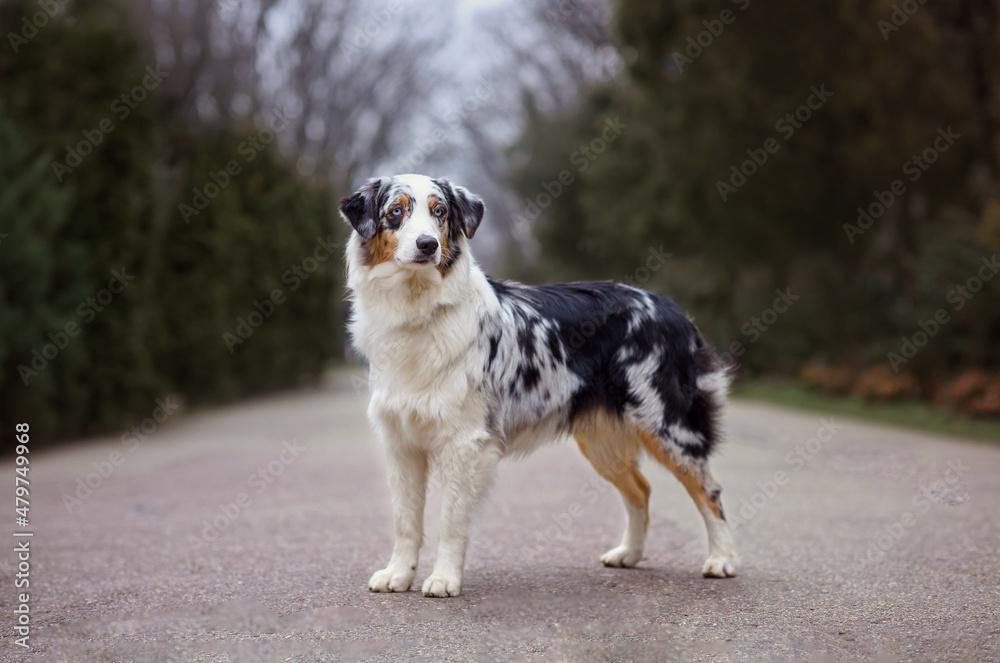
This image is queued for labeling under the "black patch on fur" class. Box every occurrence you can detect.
[339,178,384,240]
[433,178,485,240]
[688,337,728,458]
[432,178,480,274]
[487,333,501,369]
[486,279,726,459]
[515,321,536,362]
[546,326,564,363]
[520,364,541,391]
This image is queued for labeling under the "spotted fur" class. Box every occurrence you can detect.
[341,174,738,598]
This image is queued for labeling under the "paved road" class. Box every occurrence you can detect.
[2,373,999,662]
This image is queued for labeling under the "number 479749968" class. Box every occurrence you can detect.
[15,423,30,526]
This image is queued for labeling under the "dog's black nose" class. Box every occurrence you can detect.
[416,235,439,255]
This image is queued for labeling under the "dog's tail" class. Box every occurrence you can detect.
[684,334,734,458]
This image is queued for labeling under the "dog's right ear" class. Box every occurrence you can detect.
[339,178,384,241]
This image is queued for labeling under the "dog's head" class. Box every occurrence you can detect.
[339,174,485,274]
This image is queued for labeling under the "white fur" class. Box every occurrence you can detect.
[391,174,445,265]
[621,347,666,433]
[482,302,582,457]
[347,184,502,596]
[600,500,648,568]
[699,504,739,577]
[696,368,731,403]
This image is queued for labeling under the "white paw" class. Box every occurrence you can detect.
[600,545,643,568]
[421,572,462,597]
[368,566,415,592]
[702,553,738,578]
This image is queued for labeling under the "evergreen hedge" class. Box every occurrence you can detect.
[0,0,344,445]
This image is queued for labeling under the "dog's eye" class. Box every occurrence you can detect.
[389,207,403,218]
[433,207,445,219]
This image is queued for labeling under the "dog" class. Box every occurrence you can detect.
[340,174,738,598]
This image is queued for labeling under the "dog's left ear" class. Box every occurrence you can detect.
[437,179,485,239]
[339,178,384,241]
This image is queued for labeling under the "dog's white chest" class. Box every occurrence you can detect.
[357,302,488,447]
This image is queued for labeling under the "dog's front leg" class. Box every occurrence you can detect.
[369,444,428,592]
[422,439,500,598]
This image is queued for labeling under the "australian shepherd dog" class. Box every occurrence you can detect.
[341,174,738,597]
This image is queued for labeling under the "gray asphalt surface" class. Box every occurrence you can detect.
[2,372,999,662]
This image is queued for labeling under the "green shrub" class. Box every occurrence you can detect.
[0,0,344,445]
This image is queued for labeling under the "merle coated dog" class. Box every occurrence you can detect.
[341,174,737,597]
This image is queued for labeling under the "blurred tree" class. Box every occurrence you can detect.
[507,0,1000,381]
[1,0,167,437]
[155,129,340,403]
[0,109,82,440]
[467,0,620,265]
[0,0,345,444]
[126,0,440,190]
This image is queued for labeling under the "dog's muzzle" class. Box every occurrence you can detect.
[414,235,439,263]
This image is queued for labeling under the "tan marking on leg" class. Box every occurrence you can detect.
[573,417,649,511]
[637,429,723,519]
[574,415,651,567]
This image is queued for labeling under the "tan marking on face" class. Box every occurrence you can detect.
[362,229,397,267]
[429,195,453,276]
[385,194,413,230]
[435,232,452,275]
[636,428,723,519]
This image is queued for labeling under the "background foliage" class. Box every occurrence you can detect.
[3,0,999,446]
[0,0,343,443]
[507,0,1000,396]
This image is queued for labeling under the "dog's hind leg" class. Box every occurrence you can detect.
[422,438,501,598]
[637,429,738,577]
[574,419,651,568]
[369,443,428,593]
